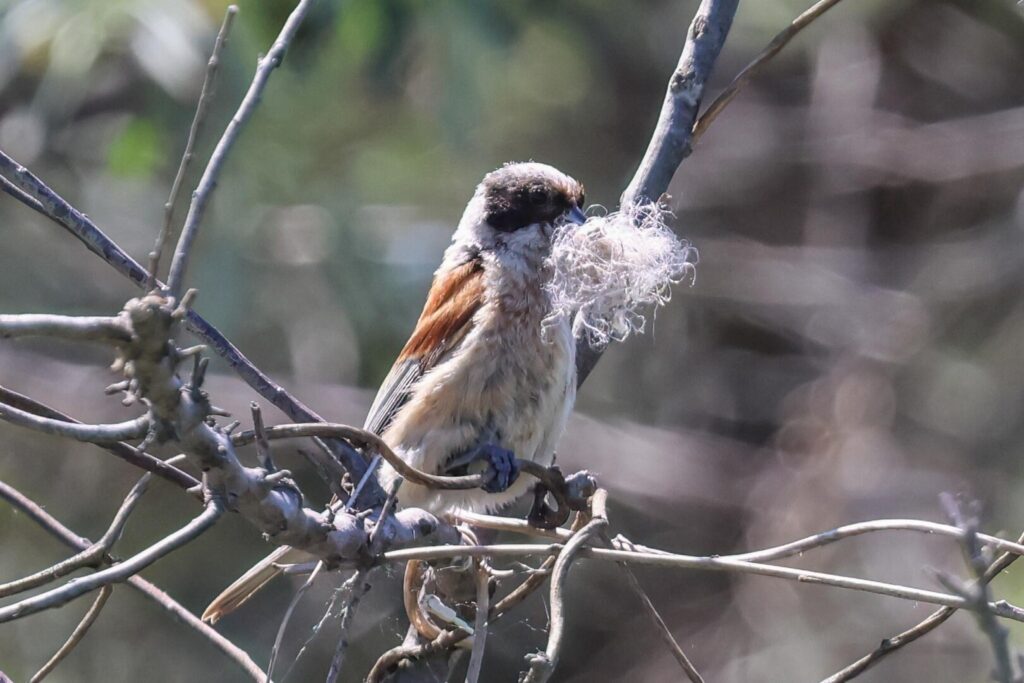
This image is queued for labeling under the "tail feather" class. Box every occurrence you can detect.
[202,546,312,624]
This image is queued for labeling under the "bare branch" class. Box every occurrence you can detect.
[0,471,152,599]
[381,543,1024,624]
[233,423,485,491]
[29,585,112,683]
[521,490,608,683]
[822,523,1024,683]
[463,561,491,683]
[150,5,239,286]
[0,150,368,483]
[613,536,704,683]
[0,314,130,343]
[693,0,846,142]
[325,570,373,683]
[0,385,197,489]
[939,495,1015,683]
[0,499,223,623]
[0,173,44,213]
[267,562,324,683]
[0,401,149,443]
[620,0,739,208]
[577,0,739,385]
[166,0,317,296]
[0,480,269,681]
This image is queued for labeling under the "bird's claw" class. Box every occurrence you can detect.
[446,442,519,493]
[477,443,519,493]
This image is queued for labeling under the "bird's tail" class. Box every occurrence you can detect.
[201,545,312,624]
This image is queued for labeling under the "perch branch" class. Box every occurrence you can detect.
[110,294,455,569]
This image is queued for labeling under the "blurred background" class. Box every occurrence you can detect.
[2,0,1024,680]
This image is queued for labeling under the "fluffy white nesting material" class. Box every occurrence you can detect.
[543,203,697,346]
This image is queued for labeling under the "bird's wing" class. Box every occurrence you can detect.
[202,257,485,625]
[364,256,486,436]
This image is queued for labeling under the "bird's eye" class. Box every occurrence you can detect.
[578,193,585,208]
[530,188,548,205]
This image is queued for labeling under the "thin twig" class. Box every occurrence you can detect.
[0,385,197,489]
[0,471,153,599]
[325,570,373,683]
[0,480,268,681]
[936,495,1015,683]
[612,535,704,683]
[0,499,223,623]
[29,584,113,683]
[251,402,274,471]
[0,401,150,443]
[821,526,1024,683]
[280,573,358,683]
[693,0,846,142]
[266,562,324,683]
[150,5,238,288]
[0,314,130,343]
[464,561,491,683]
[166,0,318,296]
[381,543,1024,624]
[0,173,44,213]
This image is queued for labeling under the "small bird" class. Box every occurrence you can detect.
[202,162,587,623]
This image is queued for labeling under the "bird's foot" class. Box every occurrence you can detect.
[445,442,520,493]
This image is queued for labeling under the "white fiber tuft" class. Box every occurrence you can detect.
[543,203,697,346]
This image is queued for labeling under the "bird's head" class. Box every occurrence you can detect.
[447,162,586,267]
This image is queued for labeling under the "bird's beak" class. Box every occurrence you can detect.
[566,204,587,226]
